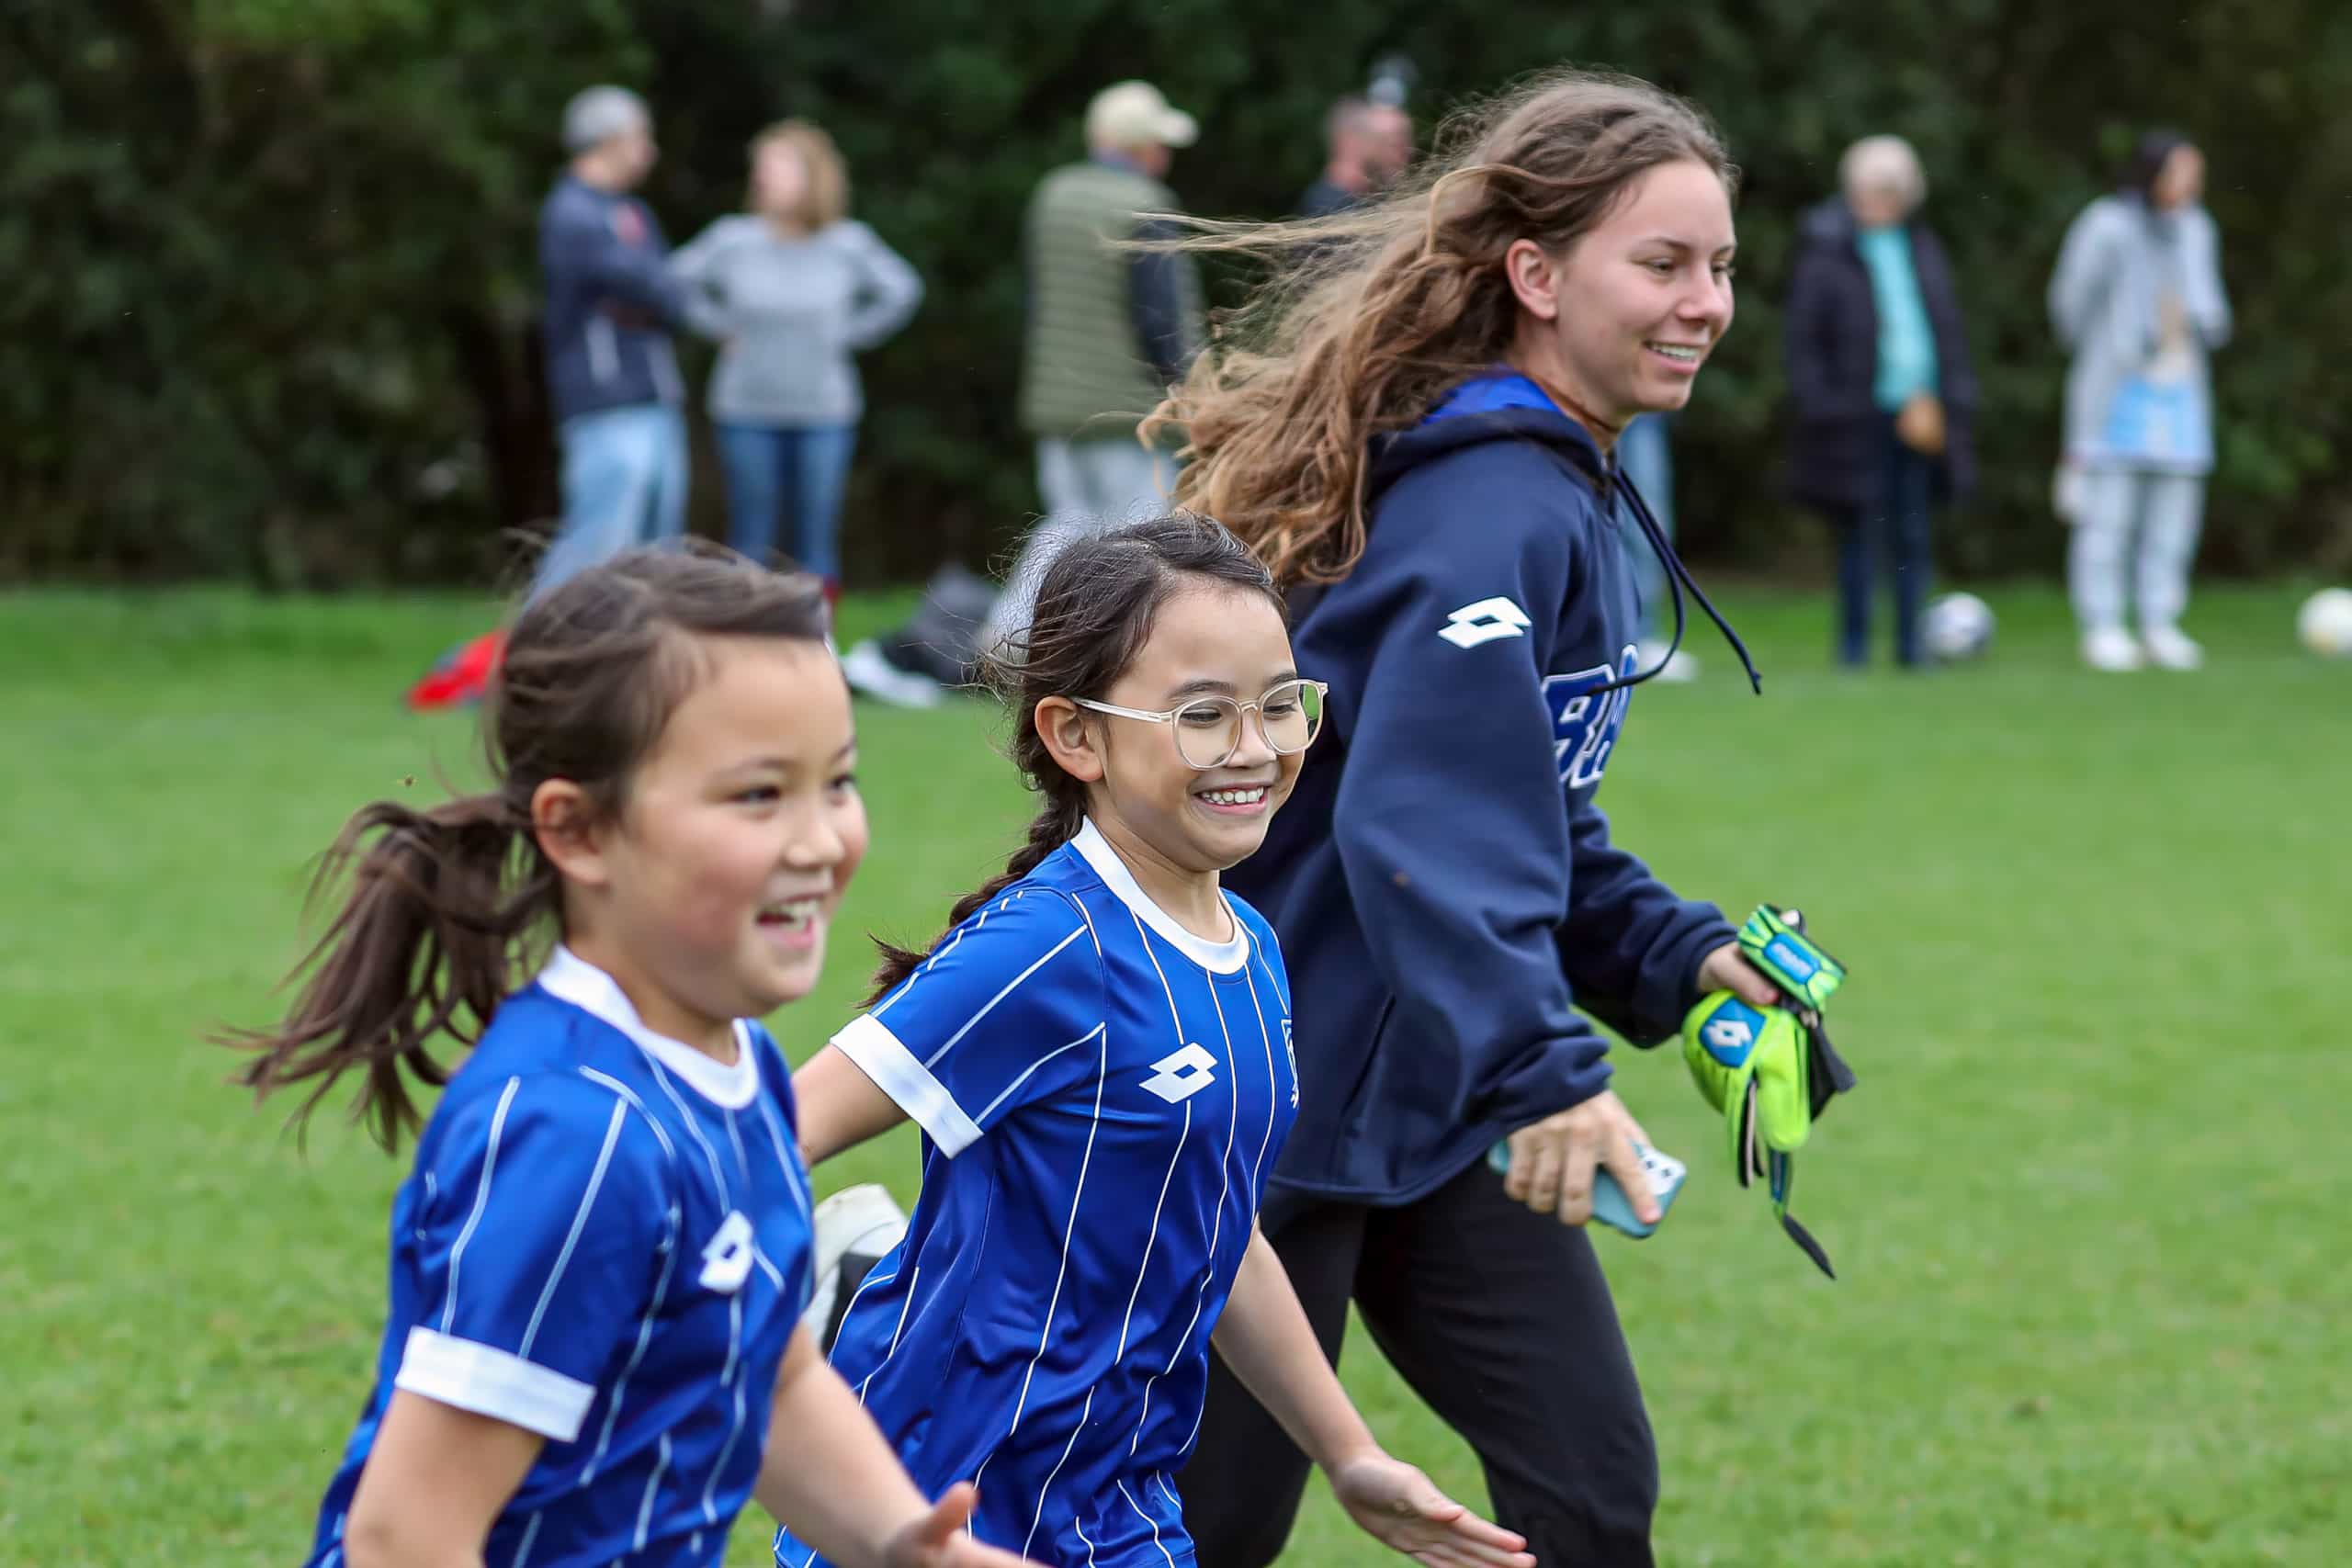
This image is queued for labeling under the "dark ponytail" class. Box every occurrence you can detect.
[867,513,1282,1004]
[225,545,831,1151]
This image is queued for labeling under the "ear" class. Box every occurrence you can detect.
[1504,237,1563,322]
[1033,696,1107,785]
[530,779,616,891]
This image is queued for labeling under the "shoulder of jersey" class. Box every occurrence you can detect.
[456,988,685,1138]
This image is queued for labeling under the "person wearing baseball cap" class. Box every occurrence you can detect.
[1001,82,1206,655]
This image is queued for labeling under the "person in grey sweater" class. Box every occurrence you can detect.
[2050,130,2230,671]
[672,119,922,593]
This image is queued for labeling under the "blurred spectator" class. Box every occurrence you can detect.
[1297,95,1413,218]
[673,120,922,600]
[1016,82,1204,541]
[1617,413,1697,681]
[2050,131,2229,672]
[1786,134,1978,669]
[533,85,690,599]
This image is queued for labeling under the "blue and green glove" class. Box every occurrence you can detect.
[1683,906,1859,1279]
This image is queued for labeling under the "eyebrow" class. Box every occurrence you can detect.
[730,738,859,772]
[1164,669,1301,701]
[1636,234,1738,255]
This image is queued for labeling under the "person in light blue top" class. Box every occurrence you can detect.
[673,121,923,595]
[1857,221,1939,412]
[1786,134,1979,669]
[232,549,1036,1568]
[2050,130,2230,671]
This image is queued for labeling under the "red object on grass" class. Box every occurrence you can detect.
[405,627,508,711]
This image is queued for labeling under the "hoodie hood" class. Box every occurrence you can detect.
[1368,372,1612,512]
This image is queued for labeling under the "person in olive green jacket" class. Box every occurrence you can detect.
[1009,81,1205,634]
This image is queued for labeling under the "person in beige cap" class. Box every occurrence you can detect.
[1001,81,1206,652]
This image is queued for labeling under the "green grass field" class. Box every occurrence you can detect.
[3,581,2346,1566]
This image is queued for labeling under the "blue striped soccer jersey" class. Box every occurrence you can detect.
[775,819,1298,1568]
[304,947,815,1568]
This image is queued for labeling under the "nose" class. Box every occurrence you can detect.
[781,801,846,870]
[1227,709,1281,769]
[1682,271,1733,335]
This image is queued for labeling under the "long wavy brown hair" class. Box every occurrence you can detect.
[1143,69,1736,588]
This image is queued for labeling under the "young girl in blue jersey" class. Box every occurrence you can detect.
[233,548,1037,1568]
[1144,71,1792,1568]
[780,515,1531,1568]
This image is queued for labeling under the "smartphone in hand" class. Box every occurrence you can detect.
[1487,1140,1688,1238]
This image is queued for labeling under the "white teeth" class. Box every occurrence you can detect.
[760,897,823,929]
[1648,343,1702,362]
[1198,786,1268,807]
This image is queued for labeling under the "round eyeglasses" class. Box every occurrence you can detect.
[1074,679,1329,771]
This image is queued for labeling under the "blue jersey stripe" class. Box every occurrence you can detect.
[439,1075,522,1334]
[518,1097,629,1357]
[1009,1024,1111,1433]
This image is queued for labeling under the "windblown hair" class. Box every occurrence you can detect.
[1143,68,1735,587]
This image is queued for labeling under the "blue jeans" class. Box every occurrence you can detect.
[1615,414,1676,640]
[534,404,688,600]
[715,422,858,582]
[1832,416,1934,667]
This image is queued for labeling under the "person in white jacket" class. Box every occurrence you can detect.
[2049,130,2230,671]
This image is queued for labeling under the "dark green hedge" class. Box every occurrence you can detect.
[6,0,2347,586]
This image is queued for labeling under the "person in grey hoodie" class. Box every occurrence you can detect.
[535,85,691,599]
[2050,130,2230,671]
[672,120,922,596]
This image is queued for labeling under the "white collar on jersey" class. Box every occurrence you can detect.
[1069,818,1251,976]
[536,945,763,1110]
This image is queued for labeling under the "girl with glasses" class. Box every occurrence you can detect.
[778,513,1527,1568]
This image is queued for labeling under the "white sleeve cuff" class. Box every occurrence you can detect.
[832,1013,984,1157]
[394,1325,597,1444]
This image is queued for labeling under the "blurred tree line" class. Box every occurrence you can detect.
[6,0,2348,587]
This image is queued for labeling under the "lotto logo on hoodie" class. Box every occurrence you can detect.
[1542,646,1639,788]
[1437,596,1532,649]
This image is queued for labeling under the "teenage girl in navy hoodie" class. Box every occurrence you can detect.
[1146,70,1788,1567]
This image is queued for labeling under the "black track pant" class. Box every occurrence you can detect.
[1181,1158,1657,1567]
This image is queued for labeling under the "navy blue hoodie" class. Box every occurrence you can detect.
[1227,374,1737,1206]
[539,175,687,423]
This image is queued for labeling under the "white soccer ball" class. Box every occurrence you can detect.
[2296,588,2352,659]
[1924,592,1996,661]
[801,1183,908,1352]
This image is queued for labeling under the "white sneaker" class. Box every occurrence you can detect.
[2082,627,2144,672]
[1636,639,1701,683]
[840,638,944,708]
[2142,623,2204,671]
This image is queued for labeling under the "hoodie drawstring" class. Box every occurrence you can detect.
[1591,473,1764,698]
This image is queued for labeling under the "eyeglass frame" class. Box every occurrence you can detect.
[1071,679,1331,771]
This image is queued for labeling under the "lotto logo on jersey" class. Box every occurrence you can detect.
[1437,595,1532,649]
[1541,646,1639,788]
[698,1211,755,1294]
[1139,1043,1219,1105]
